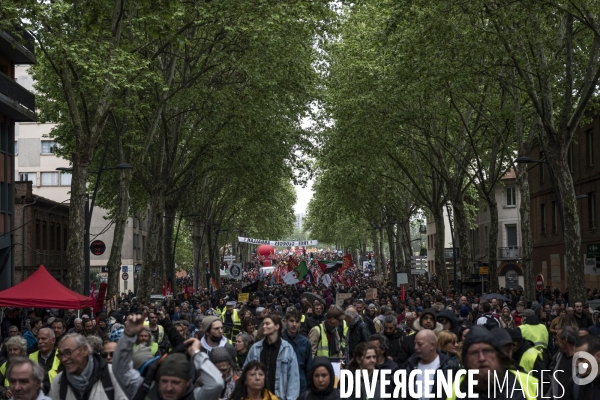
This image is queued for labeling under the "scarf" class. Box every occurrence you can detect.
[200,334,227,352]
[222,369,238,400]
[65,354,94,397]
[324,321,339,356]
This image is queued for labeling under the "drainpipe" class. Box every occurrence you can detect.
[22,195,37,282]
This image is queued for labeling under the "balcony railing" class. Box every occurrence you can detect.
[0,72,35,111]
[498,247,519,259]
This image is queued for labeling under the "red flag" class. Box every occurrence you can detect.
[287,256,298,272]
[96,283,107,312]
[342,254,354,270]
[162,279,167,296]
[317,262,327,273]
[90,281,96,299]
[401,285,406,301]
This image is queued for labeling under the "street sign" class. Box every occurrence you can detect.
[587,244,600,257]
[122,272,129,281]
[536,274,544,292]
[90,240,106,256]
[122,266,128,273]
[479,266,489,276]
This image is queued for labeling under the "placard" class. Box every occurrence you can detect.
[336,293,353,306]
[366,288,378,300]
[396,273,408,286]
[238,293,249,303]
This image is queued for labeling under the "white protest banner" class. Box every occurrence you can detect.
[238,237,318,247]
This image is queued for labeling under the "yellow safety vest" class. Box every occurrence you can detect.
[519,346,542,372]
[520,324,548,349]
[143,322,165,344]
[29,350,61,383]
[447,370,537,400]
[301,315,306,323]
[0,361,8,387]
[134,342,159,356]
[314,323,339,357]
[340,321,349,350]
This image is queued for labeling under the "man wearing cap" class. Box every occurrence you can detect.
[222,301,241,341]
[397,308,441,365]
[199,317,236,359]
[447,326,535,400]
[112,312,224,400]
[308,307,344,358]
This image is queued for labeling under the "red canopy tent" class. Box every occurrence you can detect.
[0,265,94,309]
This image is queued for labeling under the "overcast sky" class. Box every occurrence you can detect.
[294,180,313,214]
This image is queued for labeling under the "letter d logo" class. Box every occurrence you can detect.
[572,351,599,386]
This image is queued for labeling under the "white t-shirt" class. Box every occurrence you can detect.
[414,355,440,400]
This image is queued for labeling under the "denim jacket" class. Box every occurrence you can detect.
[244,337,300,400]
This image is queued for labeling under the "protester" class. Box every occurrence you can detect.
[6,357,51,400]
[297,357,340,400]
[281,308,312,394]
[307,307,344,359]
[347,342,380,400]
[28,328,60,395]
[209,347,239,400]
[244,314,300,400]
[112,312,224,400]
[230,361,277,400]
[49,333,126,399]
[234,333,253,369]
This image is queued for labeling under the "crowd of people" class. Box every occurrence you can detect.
[0,259,599,400]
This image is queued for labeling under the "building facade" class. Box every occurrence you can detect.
[0,29,36,289]
[295,213,305,232]
[469,171,524,290]
[528,115,600,291]
[14,66,148,294]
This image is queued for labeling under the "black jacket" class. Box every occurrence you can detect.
[384,329,404,365]
[347,317,370,359]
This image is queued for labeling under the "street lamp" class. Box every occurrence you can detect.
[514,154,564,237]
[57,162,133,296]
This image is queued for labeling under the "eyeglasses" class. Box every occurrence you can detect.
[57,345,83,359]
[102,351,114,359]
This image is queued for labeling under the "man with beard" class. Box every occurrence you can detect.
[397,309,442,364]
[573,302,594,330]
[199,316,236,360]
[344,308,370,359]
[301,302,326,337]
[447,326,533,400]
[382,315,404,365]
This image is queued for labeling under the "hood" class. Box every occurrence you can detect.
[413,319,443,335]
[462,325,506,362]
[308,357,335,395]
[531,302,542,318]
[437,310,457,330]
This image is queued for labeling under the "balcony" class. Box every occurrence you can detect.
[498,247,520,259]
[0,72,35,121]
[0,30,36,64]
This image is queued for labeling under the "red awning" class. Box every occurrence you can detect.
[0,265,94,309]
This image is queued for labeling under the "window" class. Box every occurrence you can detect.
[19,172,36,186]
[540,152,545,183]
[506,225,518,247]
[41,140,56,154]
[506,186,516,206]
[40,172,59,186]
[588,130,594,167]
[14,141,18,155]
[59,173,72,186]
[552,201,558,234]
[568,143,574,172]
[541,203,547,235]
[589,192,596,229]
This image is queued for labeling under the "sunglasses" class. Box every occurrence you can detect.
[102,351,114,359]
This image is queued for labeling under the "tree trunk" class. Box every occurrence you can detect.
[547,149,585,302]
[163,202,177,291]
[138,185,165,302]
[192,219,206,290]
[379,226,385,277]
[516,164,535,302]
[371,227,381,275]
[452,198,473,281]
[106,170,132,298]
[65,157,89,294]
[487,195,500,293]
[386,224,396,282]
[433,207,449,289]
[399,217,413,284]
